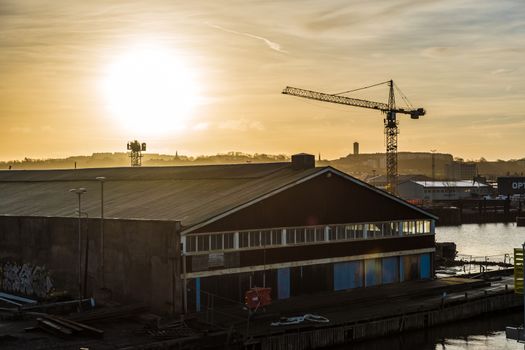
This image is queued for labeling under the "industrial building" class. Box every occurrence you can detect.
[398,180,491,201]
[0,154,437,314]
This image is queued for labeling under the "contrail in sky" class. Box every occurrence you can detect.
[206,23,287,53]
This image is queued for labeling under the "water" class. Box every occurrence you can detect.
[339,223,525,349]
[337,310,525,350]
[436,223,525,257]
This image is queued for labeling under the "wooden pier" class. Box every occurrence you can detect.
[191,274,521,349]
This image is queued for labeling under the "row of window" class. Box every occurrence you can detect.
[185,220,433,253]
[423,188,486,193]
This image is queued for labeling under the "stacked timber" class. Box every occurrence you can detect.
[34,315,104,338]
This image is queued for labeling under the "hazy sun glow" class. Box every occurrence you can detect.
[101,44,200,134]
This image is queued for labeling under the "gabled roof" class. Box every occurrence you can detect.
[185,166,438,234]
[0,162,437,230]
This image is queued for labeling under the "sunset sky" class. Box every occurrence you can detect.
[1,0,524,161]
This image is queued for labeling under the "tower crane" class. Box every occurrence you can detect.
[282,80,426,194]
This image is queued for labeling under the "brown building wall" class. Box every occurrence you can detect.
[0,216,181,314]
[193,172,431,233]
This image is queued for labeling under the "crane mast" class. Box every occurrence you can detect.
[282,80,425,195]
[385,80,398,196]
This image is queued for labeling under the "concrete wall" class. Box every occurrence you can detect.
[0,215,181,314]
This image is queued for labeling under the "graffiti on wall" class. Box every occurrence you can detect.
[0,262,54,298]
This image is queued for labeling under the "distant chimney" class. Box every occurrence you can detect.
[353,142,359,155]
[291,153,315,170]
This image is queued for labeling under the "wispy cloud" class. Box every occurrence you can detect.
[217,119,265,131]
[206,23,286,53]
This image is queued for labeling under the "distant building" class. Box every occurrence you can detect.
[398,180,491,201]
[367,174,431,190]
[0,154,437,314]
[445,161,478,180]
[353,142,359,155]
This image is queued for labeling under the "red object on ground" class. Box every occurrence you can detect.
[244,287,272,310]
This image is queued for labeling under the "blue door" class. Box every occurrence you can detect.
[334,261,363,291]
[420,253,431,279]
[382,257,399,284]
[277,268,290,299]
[365,259,381,287]
[195,277,201,312]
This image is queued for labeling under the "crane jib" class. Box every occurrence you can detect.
[282,86,424,116]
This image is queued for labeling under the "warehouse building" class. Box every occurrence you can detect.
[0,154,437,314]
[398,180,491,201]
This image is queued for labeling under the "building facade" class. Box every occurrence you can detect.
[0,154,436,314]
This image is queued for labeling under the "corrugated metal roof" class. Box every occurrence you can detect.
[0,163,321,228]
[412,180,489,188]
[0,162,437,229]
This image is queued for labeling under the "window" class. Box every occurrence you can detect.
[417,221,425,234]
[382,223,392,237]
[249,231,261,247]
[354,225,364,239]
[296,228,306,243]
[286,229,295,244]
[239,232,249,248]
[306,228,315,242]
[336,226,346,240]
[224,233,234,249]
[197,235,210,251]
[366,224,380,238]
[424,220,431,234]
[187,236,197,252]
[402,221,409,235]
[261,230,271,246]
[210,234,223,251]
[315,227,325,242]
[328,226,337,241]
[271,229,282,245]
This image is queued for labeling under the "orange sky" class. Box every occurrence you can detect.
[1,0,524,161]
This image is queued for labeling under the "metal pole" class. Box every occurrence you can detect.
[70,188,86,300]
[83,213,90,298]
[78,193,82,299]
[96,177,106,288]
[101,180,104,287]
[183,252,188,314]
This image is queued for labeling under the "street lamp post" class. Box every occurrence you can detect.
[430,150,437,203]
[69,187,87,299]
[95,176,106,288]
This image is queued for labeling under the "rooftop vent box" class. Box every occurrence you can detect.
[291,153,315,170]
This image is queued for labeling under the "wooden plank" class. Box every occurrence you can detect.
[44,315,83,332]
[58,317,104,337]
[37,318,73,336]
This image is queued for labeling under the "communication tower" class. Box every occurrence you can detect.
[127,140,146,167]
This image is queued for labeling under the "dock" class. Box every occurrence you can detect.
[192,273,521,349]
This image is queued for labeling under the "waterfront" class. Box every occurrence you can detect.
[337,310,524,350]
[345,223,525,350]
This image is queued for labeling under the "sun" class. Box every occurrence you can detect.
[101,44,200,134]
